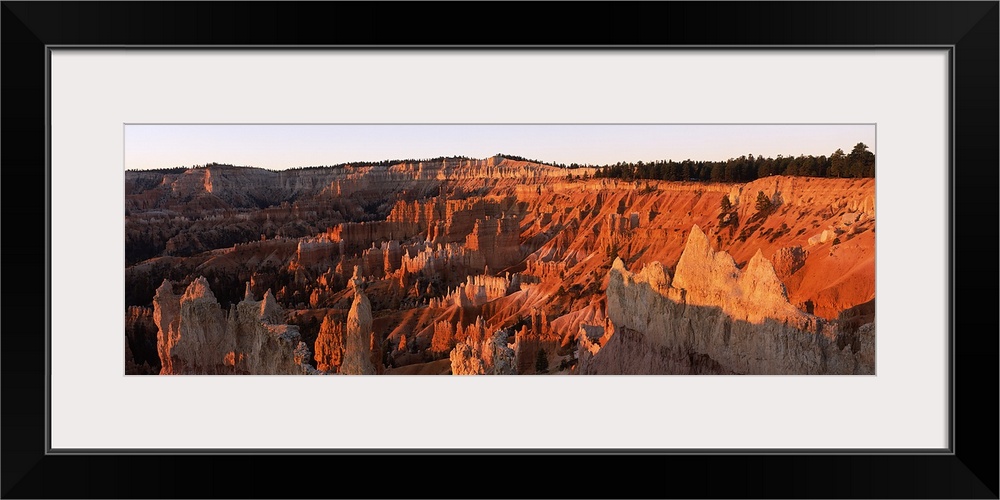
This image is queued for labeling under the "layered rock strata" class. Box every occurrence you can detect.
[582,225,874,375]
[129,161,876,376]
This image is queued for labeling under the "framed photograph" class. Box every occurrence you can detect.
[3,2,996,498]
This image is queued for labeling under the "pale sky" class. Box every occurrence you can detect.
[124,124,875,171]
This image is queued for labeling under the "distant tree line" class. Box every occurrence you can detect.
[126,162,253,172]
[592,143,875,182]
[125,166,190,174]
[129,157,483,174]
[129,144,874,181]
[287,155,476,172]
[499,154,595,170]
[496,153,548,164]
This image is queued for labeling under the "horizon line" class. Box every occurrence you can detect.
[125,146,873,173]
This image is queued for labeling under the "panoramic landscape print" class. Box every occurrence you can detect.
[125,124,875,375]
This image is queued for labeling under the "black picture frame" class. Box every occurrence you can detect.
[2,2,996,498]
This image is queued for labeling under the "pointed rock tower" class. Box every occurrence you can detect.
[341,266,376,375]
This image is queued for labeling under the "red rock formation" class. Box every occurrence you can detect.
[313,315,344,373]
[772,245,808,280]
[129,155,874,376]
[512,309,562,374]
[464,216,522,271]
[399,242,469,276]
[370,333,385,375]
[295,236,338,267]
[382,240,403,274]
[427,273,516,309]
[429,321,456,356]
[387,198,446,230]
[327,221,423,256]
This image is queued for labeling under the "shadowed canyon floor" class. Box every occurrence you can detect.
[125,156,874,375]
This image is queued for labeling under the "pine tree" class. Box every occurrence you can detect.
[755,191,772,213]
[829,148,847,177]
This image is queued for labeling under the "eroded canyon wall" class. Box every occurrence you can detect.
[580,226,873,375]
[153,278,320,374]
[128,156,875,376]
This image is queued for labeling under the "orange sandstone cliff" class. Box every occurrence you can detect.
[127,157,875,375]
